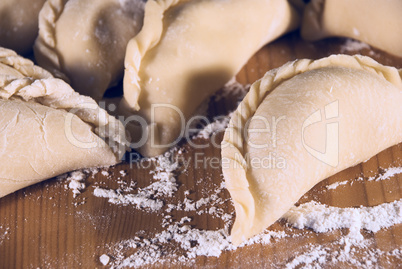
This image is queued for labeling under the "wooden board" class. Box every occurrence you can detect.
[0,31,401,268]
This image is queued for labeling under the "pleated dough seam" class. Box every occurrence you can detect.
[34,0,70,81]
[0,48,52,82]
[0,47,129,159]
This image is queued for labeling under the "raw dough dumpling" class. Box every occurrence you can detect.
[0,47,129,198]
[301,0,402,57]
[0,0,46,55]
[221,54,402,245]
[34,0,145,100]
[122,0,301,157]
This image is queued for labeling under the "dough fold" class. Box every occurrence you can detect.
[301,0,402,57]
[122,0,301,157]
[221,54,402,245]
[34,0,145,100]
[0,47,129,198]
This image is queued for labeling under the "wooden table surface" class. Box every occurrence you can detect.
[0,31,401,269]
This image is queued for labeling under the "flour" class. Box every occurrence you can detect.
[326,180,349,190]
[340,38,371,53]
[213,78,249,102]
[99,254,110,266]
[283,198,402,268]
[101,156,402,269]
[367,166,402,181]
[93,151,179,211]
[196,114,231,139]
[285,245,328,269]
[110,217,287,269]
[326,166,402,190]
[285,237,401,269]
[98,145,402,268]
[93,187,164,211]
[57,168,102,198]
[60,170,87,198]
[0,226,10,243]
[166,181,229,219]
[101,171,402,269]
[283,199,402,236]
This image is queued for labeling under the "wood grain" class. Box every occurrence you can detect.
[0,31,401,268]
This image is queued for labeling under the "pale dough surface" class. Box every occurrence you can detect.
[221,55,402,245]
[0,47,128,198]
[301,0,402,57]
[0,0,46,54]
[122,0,300,157]
[34,0,145,100]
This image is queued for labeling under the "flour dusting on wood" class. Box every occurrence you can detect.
[326,166,402,190]
[58,82,401,268]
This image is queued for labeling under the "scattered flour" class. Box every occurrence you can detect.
[0,226,10,243]
[340,38,371,53]
[283,198,402,268]
[60,170,87,198]
[284,199,402,236]
[326,166,402,190]
[285,238,401,269]
[213,78,249,102]
[352,27,360,37]
[166,181,230,219]
[367,166,402,182]
[107,194,402,268]
[99,155,402,269]
[196,114,232,139]
[93,187,164,211]
[110,217,287,269]
[58,168,100,198]
[94,150,179,212]
[326,180,349,190]
[99,254,110,266]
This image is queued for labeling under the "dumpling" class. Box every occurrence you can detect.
[0,0,46,55]
[34,0,145,100]
[221,54,402,245]
[121,0,301,157]
[301,0,402,57]
[0,47,128,198]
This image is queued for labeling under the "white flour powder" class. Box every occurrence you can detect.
[99,254,110,266]
[59,170,87,198]
[284,199,402,236]
[196,114,232,140]
[326,166,402,190]
[0,226,10,243]
[340,39,371,53]
[285,237,401,269]
[94,151,179,211]
[109,218,287,268]
[59,168,100,199]
[95,146,401,268]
